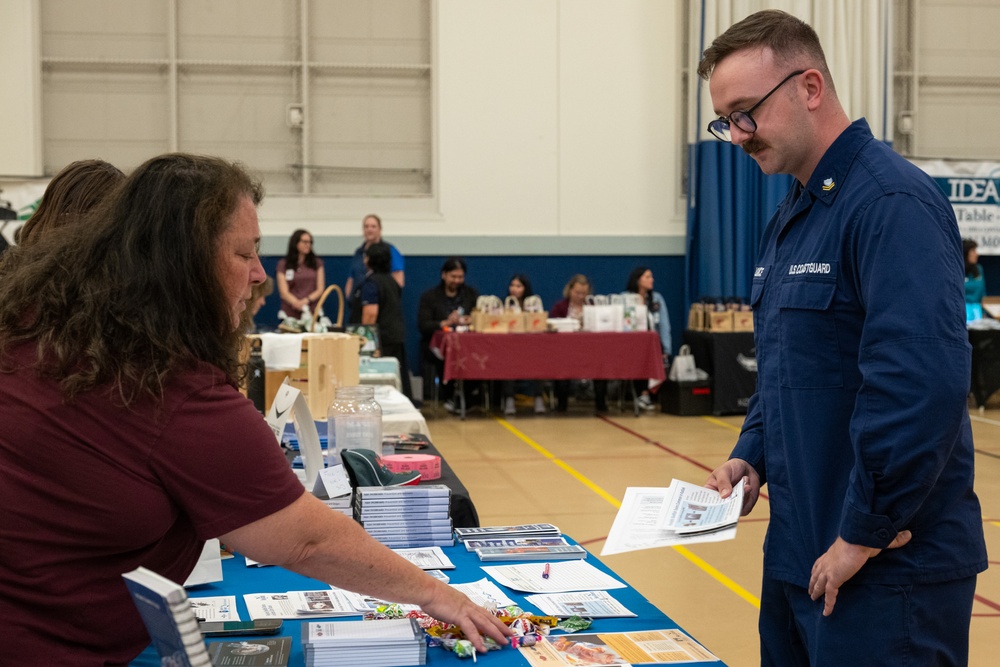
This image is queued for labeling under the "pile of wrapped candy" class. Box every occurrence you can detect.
[363,603,592,659]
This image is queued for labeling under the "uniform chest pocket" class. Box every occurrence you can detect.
[777,279,842,388]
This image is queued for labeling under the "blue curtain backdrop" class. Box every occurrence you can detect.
[685,140,793,308]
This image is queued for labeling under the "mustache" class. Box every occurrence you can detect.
[742,138,767,155]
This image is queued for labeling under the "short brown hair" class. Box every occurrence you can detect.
[697,9,833,91]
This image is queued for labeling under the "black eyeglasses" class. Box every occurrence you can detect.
[707,70,806,142]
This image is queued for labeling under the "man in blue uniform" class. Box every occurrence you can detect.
[698,10,987,666]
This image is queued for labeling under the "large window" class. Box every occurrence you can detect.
[41,0,431,195]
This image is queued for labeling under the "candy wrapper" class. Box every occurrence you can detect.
[555,615,593,633]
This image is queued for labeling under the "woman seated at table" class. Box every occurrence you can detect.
[624,266,671,411]
[501,273,546,416]
[964,238,988,321]
[550,274,608,413]
[0,154,510,663]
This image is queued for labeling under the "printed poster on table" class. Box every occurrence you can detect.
[517,629,719,666]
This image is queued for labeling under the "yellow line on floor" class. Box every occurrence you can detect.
[700,415,743,433]
[494,418,622,508]
[495,416,761,609]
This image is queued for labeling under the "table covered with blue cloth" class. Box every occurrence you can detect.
[131,537,726,666]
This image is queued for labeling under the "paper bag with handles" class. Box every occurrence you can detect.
[620,293,649,332]
[667,344,699,382]
[472,295,508,334]
[522,295,548,333]
[583,295,624,332]
[503,295,526,333]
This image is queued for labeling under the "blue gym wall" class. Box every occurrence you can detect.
[258,254,687,377]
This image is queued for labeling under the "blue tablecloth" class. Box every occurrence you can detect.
[132,538,725,666]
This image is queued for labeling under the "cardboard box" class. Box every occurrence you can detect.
[687,303,705,331]
[733,311,754,332]
[249,333,362,416]
[707,311,734,332]
[661,379,713,416]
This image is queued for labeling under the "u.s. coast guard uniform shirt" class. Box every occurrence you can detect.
[733,118,987,589]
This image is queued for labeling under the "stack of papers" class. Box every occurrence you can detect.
[303,618,425,667]
[601,479,744,556]
[354,486,454,548]
[454,523,560,542]
[474,544,587,562]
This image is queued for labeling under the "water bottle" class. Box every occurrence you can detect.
[327,385,382,456]
[247,338,266,415]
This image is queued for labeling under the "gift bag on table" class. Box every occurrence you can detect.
[503,296,526,333]
[620,293,649,332]
[522,295,548,333]
[472,295,508,334]
[583,295,624,332]
[667,344,699,382]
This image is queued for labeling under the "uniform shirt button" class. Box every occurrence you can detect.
[877,529,890,540]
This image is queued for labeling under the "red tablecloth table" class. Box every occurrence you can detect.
[431,330,666,383]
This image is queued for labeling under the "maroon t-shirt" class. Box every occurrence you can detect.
[0,344,305,664]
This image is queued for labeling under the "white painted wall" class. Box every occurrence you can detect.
[0,0,43,178]
[260,0,686,250]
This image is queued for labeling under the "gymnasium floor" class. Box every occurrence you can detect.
[422,398,1000,667]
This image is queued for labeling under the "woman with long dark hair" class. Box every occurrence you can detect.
[276,228,325,319]
[0,154,510,662]
[625,266,671,411]
[501,274,546,415]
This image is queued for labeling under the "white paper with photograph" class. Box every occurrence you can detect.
[518,628,719,666]
[243,590,363,620]
[661,479,742,534]
[601,484,740,556]
[343,578,514,614]
[390,546,455,570]
[188,595,239,621]
[523,590,636,618]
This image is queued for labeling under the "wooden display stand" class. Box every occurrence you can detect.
[248,333,363,417]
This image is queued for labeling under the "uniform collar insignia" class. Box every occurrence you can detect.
[822,177,836,192]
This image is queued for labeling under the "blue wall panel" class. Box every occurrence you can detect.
[257,253,687,377]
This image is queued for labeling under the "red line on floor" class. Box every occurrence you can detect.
[974,594,1000,614]
[599,416,770,502]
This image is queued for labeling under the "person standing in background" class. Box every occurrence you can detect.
[351,242,412,399]
[624,266,670,411]
[963,238,987,321]
[276,228,325,320]
[345,214,404,321]
[699,10,985,666]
